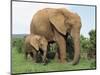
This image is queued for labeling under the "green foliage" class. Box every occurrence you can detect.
[90,59,96,69]
[66,35,74,60]
[80,35,90,52]
[12,38,24,53]
[12,48,96,74]
[88,29,96,51]
[12,29,96,74]
[80,29,96,59]
[87,29,96,59]
[49,43,58,52]
[47,43,58,59]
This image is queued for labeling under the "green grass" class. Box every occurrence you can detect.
[12,48,96,74]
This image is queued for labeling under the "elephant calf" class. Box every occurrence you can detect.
[24,34,48,64]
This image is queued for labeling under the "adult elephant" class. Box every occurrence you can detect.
[30,8,81,65]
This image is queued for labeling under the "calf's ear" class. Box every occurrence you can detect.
[30,36,39,51]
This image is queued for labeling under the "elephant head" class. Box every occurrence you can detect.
[48,8,81,64]
[30,34,48,52]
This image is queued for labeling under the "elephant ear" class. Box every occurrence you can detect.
[30,36,40,51]
[49,13,66,35]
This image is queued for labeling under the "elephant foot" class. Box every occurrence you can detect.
[72,59,80,65]
[42,58,48,65]
[71,56,80,65]
[54,52,67,63]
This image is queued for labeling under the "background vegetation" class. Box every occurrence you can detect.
[12,29,96,74]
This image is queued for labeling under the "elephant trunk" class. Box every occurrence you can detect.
[71,30,80,65]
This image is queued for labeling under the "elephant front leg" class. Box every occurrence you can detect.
[58,38,67,63]
[42,51,48,65]
[55,31,67,63]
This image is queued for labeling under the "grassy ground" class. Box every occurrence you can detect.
[12,48,96,74]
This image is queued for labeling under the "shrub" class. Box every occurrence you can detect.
[90,60,96,68]
[12,38,24,53]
